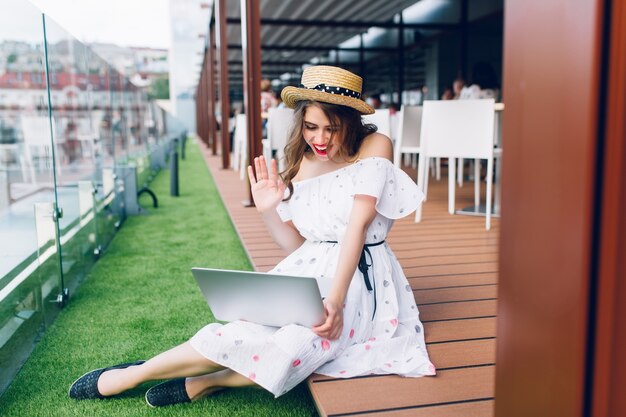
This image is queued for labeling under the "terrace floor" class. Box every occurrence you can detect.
[200,143,498,417]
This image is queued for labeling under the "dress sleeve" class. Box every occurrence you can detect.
[276,200,292,222]
[275,188,293,222]
[351,157,425,219]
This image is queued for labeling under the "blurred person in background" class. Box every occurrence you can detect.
[459,62,500,100]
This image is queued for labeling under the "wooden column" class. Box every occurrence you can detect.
[209,22,218,155]
[195,73,202,142]
[495,1,606,416]
[204,51,210,146]
[591,1,626,416]
[200,52,208,145]
[215,0,230,168]
[240,0,262,206]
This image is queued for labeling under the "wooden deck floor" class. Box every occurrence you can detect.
[199,143,498,417]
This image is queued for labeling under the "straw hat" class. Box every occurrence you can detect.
[281,66,374,115]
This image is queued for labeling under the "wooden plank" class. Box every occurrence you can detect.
[429,339,496,369]
[308,366,495,415]
[392,239,498,251]
[415,285,497,305]
[247,248,287,257]
[395,245,499,259]
[388,233,498,243]
[424,317,497,343]
[408,273,498,290]
[405,262,498,278]
[351,399,494,417]
[400,253,498,268]
[420,300,497,322]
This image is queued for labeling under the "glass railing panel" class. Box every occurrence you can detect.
[41,15,99,296]
[109,68,128,162]
[76,46,122,253]
[0,0,58,392]
[0,3,186,395]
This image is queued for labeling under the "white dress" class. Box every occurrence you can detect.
[190,157,435,397]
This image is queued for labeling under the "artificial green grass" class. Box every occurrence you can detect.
[0,141,318,417]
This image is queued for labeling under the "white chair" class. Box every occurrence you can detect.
[262,107,294,172]
[457,102,506,208]
[415,99,496,230]
[392,105,438,200]
[493,103,505,214]
[231,114,247,180]
[389,112,399,143]
[393,105,422,170]
[456,103,505,187]
[362,109,391,138]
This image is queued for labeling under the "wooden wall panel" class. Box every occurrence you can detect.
[496,1,604,416]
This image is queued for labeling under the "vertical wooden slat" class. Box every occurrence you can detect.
[195,71,202,142]
[209,22,218,155]
[240,0,262,205]
[215,0,230,168]
[496,1,604,416]
[592,1,626,416]
[200,52,208,145]
[203,48,210,146]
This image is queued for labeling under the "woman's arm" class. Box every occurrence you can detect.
[260,210,305,254]
[313,195,377,340]
[313,133,393,340]
[248,156,305,254]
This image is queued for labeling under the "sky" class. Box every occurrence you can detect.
[28,0,171,49]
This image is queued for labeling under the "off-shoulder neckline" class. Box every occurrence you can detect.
[292,156,392,185]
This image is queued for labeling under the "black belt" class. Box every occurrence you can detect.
[323,240,385,320]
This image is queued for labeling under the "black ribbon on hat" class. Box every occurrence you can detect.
[323,240,385,320]
[301,83,361,99]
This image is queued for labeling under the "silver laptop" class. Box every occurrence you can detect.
[191,267,326,328]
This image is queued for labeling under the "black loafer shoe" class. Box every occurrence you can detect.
[68,360,145,400]
[145,378,191,407]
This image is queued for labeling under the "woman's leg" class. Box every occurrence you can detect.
[185,369,258,400]
[98,341,224,396]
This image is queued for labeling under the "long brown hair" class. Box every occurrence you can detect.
[280,100,377,201]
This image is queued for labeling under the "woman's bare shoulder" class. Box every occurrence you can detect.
[358,132,393,162]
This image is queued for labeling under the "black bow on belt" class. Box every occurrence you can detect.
[324,240,385,320]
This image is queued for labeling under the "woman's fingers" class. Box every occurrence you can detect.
[268,158,277,183]
[313,319,332,333]
[313,314,333,333]
[254,157,262,180]
[332,324,343,340]
[253,155,276,184]
[259,155,269,180]
[247,165,256,185]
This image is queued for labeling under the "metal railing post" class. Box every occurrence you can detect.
[170,138,179,196]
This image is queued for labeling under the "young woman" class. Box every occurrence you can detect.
[69,65,434,407]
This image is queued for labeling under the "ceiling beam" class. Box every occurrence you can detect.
[226,17,459,30]
[228,60,307,66]
[227,44,396,52]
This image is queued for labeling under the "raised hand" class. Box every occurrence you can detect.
[247,155,286,213]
